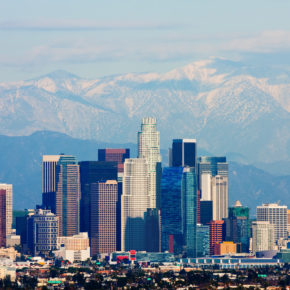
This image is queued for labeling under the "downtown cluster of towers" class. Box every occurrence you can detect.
[1,117,289,259]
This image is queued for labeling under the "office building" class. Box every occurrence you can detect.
[27,209,58,256]
[98,148,130,173]
[79,161,118,235]
[0,184,12,247]
[198,156,228,201]
[225,200,250,252]
[42,155,61,213]
[257,203,288,241]
[200,200,213,225]
[121,158,149,251]
[172,139,196,168]
[287,210,290,236]
[90,180,118,256]
[182,168,197,257]
[138,117,162,209]
[252,221,275,254]
[196,224,209,257]
[209,220,225,256]
[212,175,228,220]
[56,155,81,236]
[145,208,161,252]
[54,232,90,263]
[214,241,237,255]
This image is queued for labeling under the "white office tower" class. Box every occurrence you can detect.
[252,221,275,254]
[0,184,13,238]
[42,155,61,193]
[257,203,288,241]
[138,117,162,209]
[121,158,149,251]
[211,176,228,220]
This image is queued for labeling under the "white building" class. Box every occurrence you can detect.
[252,221,275,254]
[257,203,288,241]
[53,232,90,263]
[212,176,228,220]
[121,158,149,251]
[138,117,161,209]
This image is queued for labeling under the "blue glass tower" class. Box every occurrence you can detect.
[196,224,210,257]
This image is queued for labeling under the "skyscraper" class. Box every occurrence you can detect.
[211,175,228,220]
[287,210,290,237]
[121,158,149,251]
[252,221,275,254]
[138,117,161,209]
[0,184,12,247]
[172,139,196,168]
[257,203,288,241]
[56,155,81,237]
[98,148,130,173]
[42,155,61,213]
[79,161,118,235]
[200,201,213,225]
[90,180,118,256]
[209,220,225,256]
[196,224,210,257]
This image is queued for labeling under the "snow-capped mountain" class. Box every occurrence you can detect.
[0,58,289,164]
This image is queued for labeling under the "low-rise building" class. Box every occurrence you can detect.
[214,241,237,255]
[0,247,20,261]
[6,234,20,247]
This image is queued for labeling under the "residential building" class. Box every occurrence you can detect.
[121,158,149,251]
[27,209,59,256]
[56,155,81,236]
[257,203,288,241]
[138,117,162,209]
[252,221,275,254]
[90,180,118,256]
[0,184,12,247]
[171,139,196,168]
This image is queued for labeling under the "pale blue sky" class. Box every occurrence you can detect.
[1,0,290,81]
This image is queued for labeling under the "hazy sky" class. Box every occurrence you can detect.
[1,0,290,81]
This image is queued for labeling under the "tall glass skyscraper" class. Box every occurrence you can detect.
[138,117,162,209]
[121,158,149,251]
[196,224,210,257]
[56,155,80,237]
[161,167,197,257]
[171,139,196,168]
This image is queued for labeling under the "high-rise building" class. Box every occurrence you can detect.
[42,155,61,213]
[225,200,250,252]
[90,180,118,256]
[252,221,275,254]
[196,224,209,257]
[182,168,197,258]
[209,220,225,256]
[98,148,130,173]
[138,117,161,209]
[198,156,228,201]
[211,175,228,220]
[256,203,288,241]
[287,210,290,237]
[56,155,81,237]
[145,208,161,252]
[27,209,58,256]
[0,184,12,247]
[200,200,213,225]
[79,161,118,235]
[121,158,149,251]
[172,139,196,168]
[161,167,197,257]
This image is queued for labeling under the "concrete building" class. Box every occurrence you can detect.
[90,180,118,256]
[5,234,20,248]
[252,221,275,254]
[209,220,225,255]
[214,241,237,255]
[56,155,81,236]
[27,209,59,256]
[211,176,228,220]
[287,209,290,236]
[0,184,13,248]
[138,117,162,209]
[121,158,149,251]
[54,232,90,263]
[257,203,288,241]
[0,247,20,261]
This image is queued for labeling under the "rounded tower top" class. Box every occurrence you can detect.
[234,200,242,207]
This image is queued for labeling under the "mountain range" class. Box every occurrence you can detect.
[0,57,290,171]
[0,131,289,213]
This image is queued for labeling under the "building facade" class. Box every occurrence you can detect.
[257,203,288,241]
[196,224,209,257]
[121,158,149,251]
[211,175,228,220]
[171,139,196,168]
[209,220,225,256]
[27,209,58,256]
[138,117,162,209]
[252,221,275,254]
[0,184,12,247]
[90,180,118,256]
